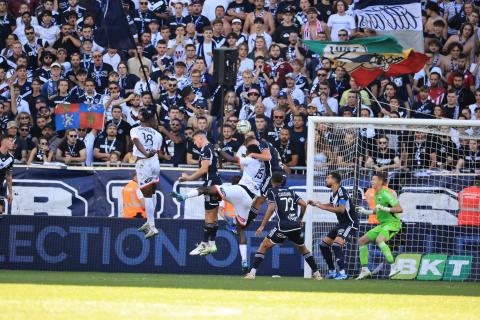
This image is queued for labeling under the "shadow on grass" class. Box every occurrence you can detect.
[0,269,479,296]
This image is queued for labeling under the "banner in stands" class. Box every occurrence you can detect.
[6,167,478,225]
[0,216,304,276]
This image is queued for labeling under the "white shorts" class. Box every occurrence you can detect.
[215,184,255,226]
[135,156,160,189]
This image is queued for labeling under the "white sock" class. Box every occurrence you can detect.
[185,190,200,199]
[362,266,370,272]
[239,244,247,262]
[145,197,155,228]
[208,240,216,246]
[250,268,257,275]
[339,269,345,275]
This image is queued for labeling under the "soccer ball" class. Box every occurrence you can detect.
[236,120,251,134]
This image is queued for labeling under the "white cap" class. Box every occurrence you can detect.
[430,66,442,77]
[51,62,62,68]
[232,18,242,24]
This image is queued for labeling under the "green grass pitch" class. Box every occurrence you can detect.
[0,269,478,320]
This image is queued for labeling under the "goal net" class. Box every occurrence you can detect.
[304,117,480,281]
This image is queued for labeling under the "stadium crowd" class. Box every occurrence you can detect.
[0,0,478,174]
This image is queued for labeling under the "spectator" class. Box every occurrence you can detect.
[7,121,27,163]
[220,125,241,165]
[412,86,435,119]
[365,136,401,173]
[93,123,124,163]
[56,128,86,165]
[311,80,338,116]
[327,0,356,41]
[27,136,53,165]
[443,89,461,119]
[290,115,307,166]
[274,127,299,168]
[458,139,480,173]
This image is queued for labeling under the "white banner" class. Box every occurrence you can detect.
[354,1,424,52]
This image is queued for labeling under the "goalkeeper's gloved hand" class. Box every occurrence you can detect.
[355,206,373,215]
[375,204,391,212]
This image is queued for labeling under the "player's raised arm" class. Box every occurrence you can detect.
[307,200,345,214]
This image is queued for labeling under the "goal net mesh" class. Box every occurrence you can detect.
[305,117,480,281]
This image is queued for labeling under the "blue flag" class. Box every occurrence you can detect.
[94,0,135,50]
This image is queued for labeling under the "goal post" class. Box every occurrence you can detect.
[304,116,480,281]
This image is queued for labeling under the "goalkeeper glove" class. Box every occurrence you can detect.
[375,204,391,212]
[355,206,373,215]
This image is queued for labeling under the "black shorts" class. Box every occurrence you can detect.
[204,194,220,210]
[326,223,358,241]
[204,177,222,210]
[267,227,304,246]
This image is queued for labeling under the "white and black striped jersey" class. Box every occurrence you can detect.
[329,186,358,225]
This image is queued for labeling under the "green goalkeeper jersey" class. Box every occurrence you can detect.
[374,188,401,226]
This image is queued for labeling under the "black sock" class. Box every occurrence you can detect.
[252,252,264,269]
[320,241,335,270]
[208,223,218,241]
[332,242,345,271]
[304,252,318,273]
[202,223,210,242]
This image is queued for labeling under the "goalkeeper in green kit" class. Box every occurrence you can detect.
[355,172,403,280]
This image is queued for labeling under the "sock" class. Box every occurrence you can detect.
[145,197,155,228]
[208,223,218,242]
[250,268,257,275]
[251,252,264,272]
[378,241,394,263]
[359,245,369,267]
[332,242,346,272]
[185,190,200,199]
[319,241,335,270]
[239,244,247,263]
[303,252,318,273]
[202,223,210,243]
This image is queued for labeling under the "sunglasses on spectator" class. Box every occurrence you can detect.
[317,73,327,77]
[379,141,388,144]
[69,135,78,138]
[25,32,34,35]
[338,33,348,37]
[19,128,29,131]
[20,116,29,119]
[39,142,47,145]
[274,116,284,119]
[78,128,86,132]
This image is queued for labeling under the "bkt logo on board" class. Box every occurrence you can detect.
[391,253,473,281]
[8,180,87,217]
